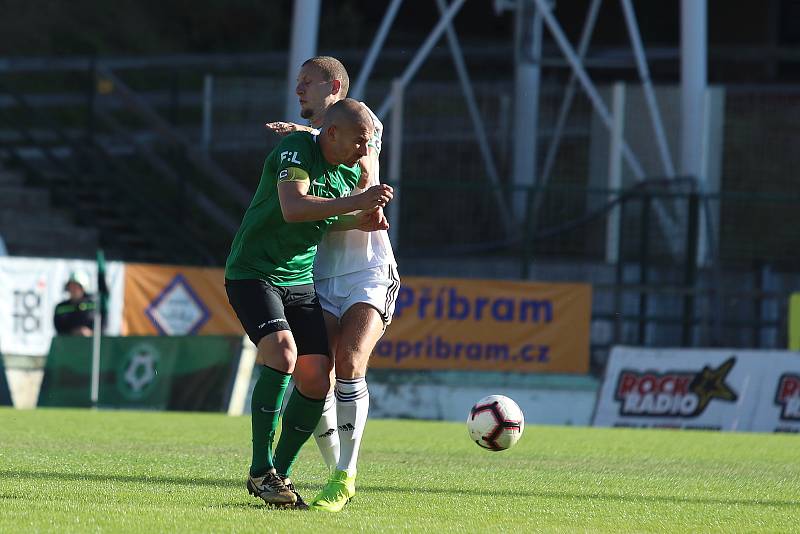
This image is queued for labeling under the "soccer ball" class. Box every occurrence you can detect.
[467,395,524,451]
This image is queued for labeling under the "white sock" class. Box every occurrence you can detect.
[335,377,369,476]
[313,392,339,473]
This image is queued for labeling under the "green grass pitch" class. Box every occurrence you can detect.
[1,408,798,532]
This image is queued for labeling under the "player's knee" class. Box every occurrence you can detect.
[335,353,368,378]
[338,338,371,362]
[256,335,297,372]
[294,355,332,398]
[302,381,330,399]
[295,371,330,399]
[272,347,297,371]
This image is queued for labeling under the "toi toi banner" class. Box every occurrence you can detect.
[0,257,125,356]
[372,277,592,374]
[123,264,242,336]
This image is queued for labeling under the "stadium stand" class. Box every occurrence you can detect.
[0,80,233,264]
[0,164,98,258]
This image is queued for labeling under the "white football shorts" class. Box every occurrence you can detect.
[315,264,401,324]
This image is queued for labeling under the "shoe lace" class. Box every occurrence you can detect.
[279,477,299,496]
[279,476,307,505]
[324,479,348,497]
[262,472,289,492]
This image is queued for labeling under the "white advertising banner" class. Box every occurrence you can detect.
[749,356,800,433]
[0,257,125,356]
[593,346,800,433]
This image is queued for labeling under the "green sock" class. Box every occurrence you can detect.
[273,388,325,477]
[249,365,291,477]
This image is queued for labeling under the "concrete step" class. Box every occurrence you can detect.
[0,186,51,209]
[0,223,98,246]
[9,238,98,259]
[0,211,98,248]
[0,170,26,186]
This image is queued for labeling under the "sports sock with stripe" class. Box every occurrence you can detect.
[313,391,340,473]
[274,388,325,477]
[335,376,369,476]
[249,365,291,477]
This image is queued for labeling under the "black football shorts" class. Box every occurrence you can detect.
[225,278,330,357]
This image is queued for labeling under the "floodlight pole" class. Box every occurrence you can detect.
[606,82,626,264]
[511,0,546,224]
[681,0,706,181]
[285,0,320,123]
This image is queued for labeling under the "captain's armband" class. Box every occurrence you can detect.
[277,166,310,183]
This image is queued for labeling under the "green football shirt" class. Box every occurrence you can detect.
[225,132,361,286]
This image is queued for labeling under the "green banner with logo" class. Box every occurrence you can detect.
[38,336,242,411]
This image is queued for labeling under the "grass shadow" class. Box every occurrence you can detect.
[4,469,797,510]
[358,484,800,509]
[0,468,315,493]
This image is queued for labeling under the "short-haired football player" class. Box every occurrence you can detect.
[266,56,400,512]
[228,98,393,508]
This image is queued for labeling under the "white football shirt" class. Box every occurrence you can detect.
[313,103,397,280]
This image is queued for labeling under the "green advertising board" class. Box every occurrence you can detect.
[38,336,242,411]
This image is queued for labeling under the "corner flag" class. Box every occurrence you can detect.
[91,249,108,406]
[97,249,109,332]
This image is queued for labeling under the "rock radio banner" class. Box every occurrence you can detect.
[123,264,242,336]
[38,335,242,411]
[593,346,800,432]
[372,277,592,373]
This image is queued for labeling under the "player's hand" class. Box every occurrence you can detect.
[354,207,389,232]
[355,184,393,210]
[265,121,306,136]
[73,326,93,337]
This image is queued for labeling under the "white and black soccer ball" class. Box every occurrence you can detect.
[467,394,524,451]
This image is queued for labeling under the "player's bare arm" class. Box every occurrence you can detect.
[356,146,378,189]
[277,173,393,223]
[266,121,314,136]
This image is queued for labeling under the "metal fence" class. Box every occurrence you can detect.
[3,63,800,373]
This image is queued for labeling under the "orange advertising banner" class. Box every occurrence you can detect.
[372,276,592,374]
[123,264,242,336]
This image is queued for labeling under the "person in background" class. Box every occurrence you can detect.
[53,271,95,337]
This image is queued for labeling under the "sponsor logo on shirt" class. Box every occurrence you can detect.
[280,151,302,164]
